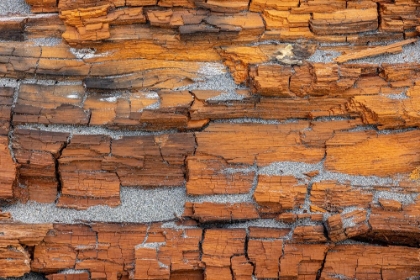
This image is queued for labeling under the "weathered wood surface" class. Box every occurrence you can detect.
[0,0,420,278]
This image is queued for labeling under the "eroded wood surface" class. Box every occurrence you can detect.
[0,0,420,279]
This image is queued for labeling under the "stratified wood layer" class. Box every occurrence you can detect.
[0,0,420,278]
[0,222,419,279]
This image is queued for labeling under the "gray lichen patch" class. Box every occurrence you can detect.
[0,0,31,16]
[2,187,187,224]
[30,37,63,47]
[259,161,323,179]
[372,191,418,206]
[14,124,178,139]
[175,62,247,95]
[307,49,342,63]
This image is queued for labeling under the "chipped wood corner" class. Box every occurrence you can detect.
[0,0,420,279]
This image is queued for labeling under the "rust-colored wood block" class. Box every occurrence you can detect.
[32,243,77,273]
[0,223,53,246]
[135,247,170,280]
[248,239,283,278]
[12,129,70,203]
[26,0,58,13]
[292,225,327,243]
[196,122,325,166]
[104,133,194,187]
[253,175,306,214]
[348,84,420,129]
[82,90,194,130]
[188,202,260,223]
[249,227,291,239]
[0,136,16,200]
[158,228,203,273]
[280,244,329,279]
[0,245,31,278]
[326,209,369,242]
[57,135,120,209]
[310,181,373,212]
[186,155,255,195]
[325,130,420,176]
[13,84,89,126]
[250,64,294,97]
[202,229,246,279]
[320,245,420,280]
[0,87,14,135]
[361,206,420,246]
[190,94,349,122]
[231,255,253,280]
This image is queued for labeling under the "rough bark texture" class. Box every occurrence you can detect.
[0,0,420,278]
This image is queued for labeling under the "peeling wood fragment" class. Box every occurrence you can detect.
[347,84,420,129]
[219,43,315,83]
[0,245,30,278]
[326,209,369,242]
[335,39,417,63]
[0,223,53,246]
[59,4,147,44]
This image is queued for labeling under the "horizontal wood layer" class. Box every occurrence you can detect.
[0,222,420,279]
[0,0,419,278]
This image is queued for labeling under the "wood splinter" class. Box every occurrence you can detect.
[335,38,417,63]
